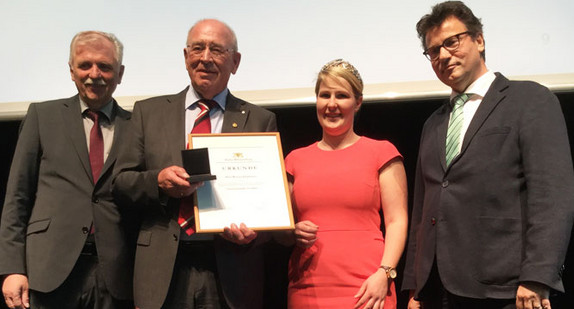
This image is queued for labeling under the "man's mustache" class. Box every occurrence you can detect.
[84,78,107,86]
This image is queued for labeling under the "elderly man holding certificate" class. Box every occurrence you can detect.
[113,19,278,309]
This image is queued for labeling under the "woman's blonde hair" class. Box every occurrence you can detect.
[315,59,363,100]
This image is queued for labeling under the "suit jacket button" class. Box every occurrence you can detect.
[82,227,90,234]
[442,180,449,188]
[92,197,99,203]
[173,234,178,241]
[431,217,437,225]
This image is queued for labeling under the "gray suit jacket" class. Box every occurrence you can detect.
[402,73,574,299]
[0,95,134,299]
[112,87,277,309]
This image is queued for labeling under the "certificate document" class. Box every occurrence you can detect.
[188,133,294,233]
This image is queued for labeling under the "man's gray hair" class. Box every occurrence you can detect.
[69,31,124,65]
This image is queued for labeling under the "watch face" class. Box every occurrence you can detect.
[389,269,397,279]
[381,266,397,279]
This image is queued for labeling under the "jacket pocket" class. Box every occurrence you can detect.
[473,216,521,286]
[476,126,511,137]
[471,126,512,164]
[26,218,51,235]
[137,230,152,246]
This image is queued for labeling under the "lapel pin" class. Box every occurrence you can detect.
[232,122,238,128]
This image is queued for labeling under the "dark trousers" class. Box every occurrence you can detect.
[162,241,228,309]
[419,263,516,309]
[30,244,133,309]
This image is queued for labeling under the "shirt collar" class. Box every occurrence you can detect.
[80,99,114,121]
[450,70,496,102]
[185,87,228,111]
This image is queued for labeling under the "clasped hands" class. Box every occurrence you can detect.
[158,165,257,245]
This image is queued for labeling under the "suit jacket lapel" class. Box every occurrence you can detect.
[460,74,509,156]
[222,93,248,133]
[60,95,92,180]
[163,88,188,166]
[99,100,131,183]
[434,104,450,172]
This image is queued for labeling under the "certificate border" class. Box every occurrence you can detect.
[188,132,295,233]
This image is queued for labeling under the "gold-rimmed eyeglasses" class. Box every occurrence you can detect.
[186,43,234,59]
[423,31,471,61]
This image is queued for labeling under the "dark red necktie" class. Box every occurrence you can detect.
[191,99,215,134]
[178,100,216,235]
[86,110,104,183]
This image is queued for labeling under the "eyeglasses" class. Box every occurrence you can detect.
[423,31,470,61]
[186,43,234,59]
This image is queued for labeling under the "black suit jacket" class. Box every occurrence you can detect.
[0,95,134,299]
[403,73,574,299]
[112,88,277,309]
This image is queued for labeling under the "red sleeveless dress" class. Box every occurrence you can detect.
[285,137,402,308]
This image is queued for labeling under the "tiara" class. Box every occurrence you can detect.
[320,59,363,86]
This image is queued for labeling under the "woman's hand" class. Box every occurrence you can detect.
[353,268,389,309]
[294,220,318,248]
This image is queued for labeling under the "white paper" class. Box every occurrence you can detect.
[191,134,293,232]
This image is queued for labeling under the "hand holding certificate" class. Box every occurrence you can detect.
[187,133,294,233]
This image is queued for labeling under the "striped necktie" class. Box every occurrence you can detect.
[179,99,217,235]
[191,99,216,133]
[445,93,471,166]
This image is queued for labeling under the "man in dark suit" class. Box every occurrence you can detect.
[113,19,277,309]
[0,31,134,308]
[402,2,574,309]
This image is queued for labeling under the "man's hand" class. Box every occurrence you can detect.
[221,223,257,245]
[158,165,202,198]
[516,282,551,309]
[407,290,421,309]
[2,274,30,309]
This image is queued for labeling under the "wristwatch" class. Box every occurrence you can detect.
[380,265,397,279]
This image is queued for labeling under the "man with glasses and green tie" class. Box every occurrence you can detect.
[112,19,277,309]
[402,2,574,309]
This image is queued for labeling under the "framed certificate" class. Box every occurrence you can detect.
[188,132,295,233]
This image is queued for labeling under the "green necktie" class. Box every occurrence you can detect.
[446,93,471,166]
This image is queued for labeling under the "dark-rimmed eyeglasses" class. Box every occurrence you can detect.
[186,43,234,59]
[423,31,471,61]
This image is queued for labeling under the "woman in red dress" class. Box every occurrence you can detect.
[283,59,408,309]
